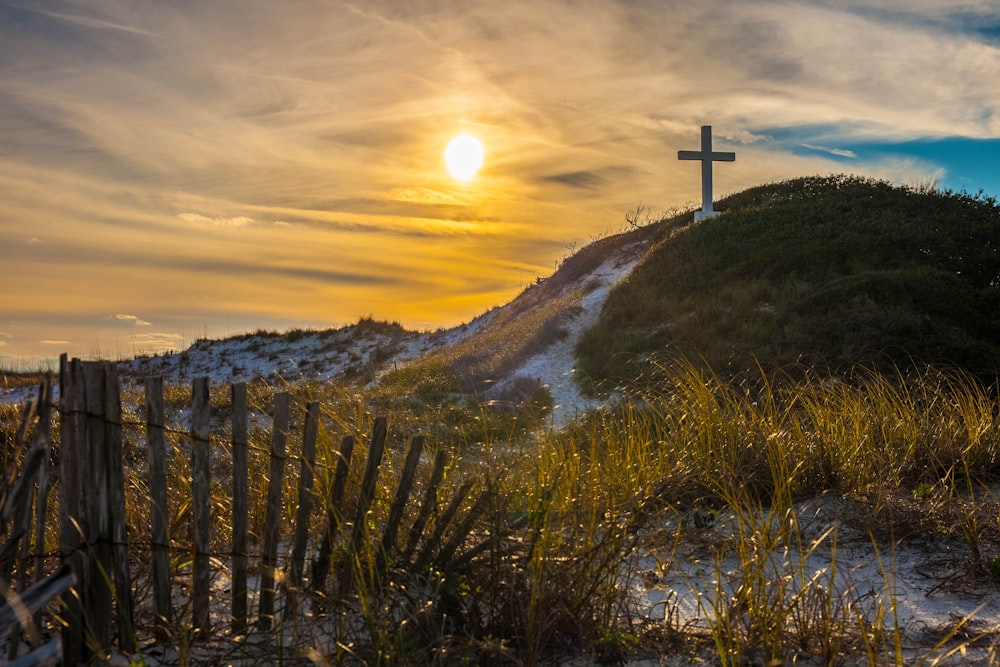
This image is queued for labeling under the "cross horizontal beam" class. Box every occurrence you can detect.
[678,125,735,220]
[678,150,735,162]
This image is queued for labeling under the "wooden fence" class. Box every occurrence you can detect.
[0,355,488,664]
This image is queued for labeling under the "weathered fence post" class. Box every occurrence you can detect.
[104,363,136,653]
[402,448,450,562]
[377,434,425,573]
[31,374,53,629]
[340,417,388,596]
[145,376,172,641]
[190,377,212,638]
[310,434,355,601]
[230,382,249,636]
[258,391,290,631]
[59,355,89,665]
[83,361,113,650]
[287,401,320,593]
[413,480,475,572]
[54,360,136,656]
[32,375,52,576]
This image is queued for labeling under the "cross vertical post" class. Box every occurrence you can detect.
[678,125,736,221]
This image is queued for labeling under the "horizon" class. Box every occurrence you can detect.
[2,1,999,364]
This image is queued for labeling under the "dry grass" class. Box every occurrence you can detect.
[5,359,1000,664]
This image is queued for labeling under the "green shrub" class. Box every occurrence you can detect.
[577,175,1000,393]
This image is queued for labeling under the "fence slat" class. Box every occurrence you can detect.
[230,382,249,636]
[145,376,172,641]
[31,375,52,634]
[104,363,136,653]
[340,417,388,595]
[32,375,52,583]
[413,479,474,572]
[190,377,212,638]
[288,401,320,592]
[310,434,355,598]
[83,361,112,651]
[7,641,60,667]
[378,434,425,573]
[0,562,76,628]
[433,488,491,569]
[258,391,290,631]
[402,448,450,563]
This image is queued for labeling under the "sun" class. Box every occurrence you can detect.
[444,134,484,182]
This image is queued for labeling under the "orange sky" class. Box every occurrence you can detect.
[2,1,998,365]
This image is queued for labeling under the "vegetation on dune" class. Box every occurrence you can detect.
[576,175,1000,393]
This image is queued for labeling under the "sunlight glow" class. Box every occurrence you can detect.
[444,134,485,182]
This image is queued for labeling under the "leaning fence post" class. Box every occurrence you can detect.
[339,417,388,596]
[258,391,290,631]
[413,479,475,573]
[310,434,355,600]
[190,377,212,638]
[32,374,53,627]
[145,376,172,641]
[32,374,53,578]
[377,434,425,573]
[230,382,249,636]
[402,448,450,562]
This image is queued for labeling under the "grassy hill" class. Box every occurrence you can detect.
[576,175,1000,392]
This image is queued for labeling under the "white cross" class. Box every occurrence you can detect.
[678,125,736,221]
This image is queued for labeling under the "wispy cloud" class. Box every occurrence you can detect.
[178,213,255,228]
[25,7,158,37]
[110,314,153,326]
[801,144,859,159]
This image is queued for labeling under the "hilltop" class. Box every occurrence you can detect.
[577,175,1000,392]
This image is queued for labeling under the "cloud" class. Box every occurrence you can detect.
[801,144,859,159]
[178,213,255,228]
[40,340,71,346]
[111,314,153,326]
[25,7,158,37]
[723,130,773,146]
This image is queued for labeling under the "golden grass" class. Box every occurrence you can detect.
[5,359,1000,664]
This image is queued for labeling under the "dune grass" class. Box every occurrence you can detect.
[515,359,1000,664]
[6,358,1000,664]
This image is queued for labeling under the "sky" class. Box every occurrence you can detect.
[1,0,998,366]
